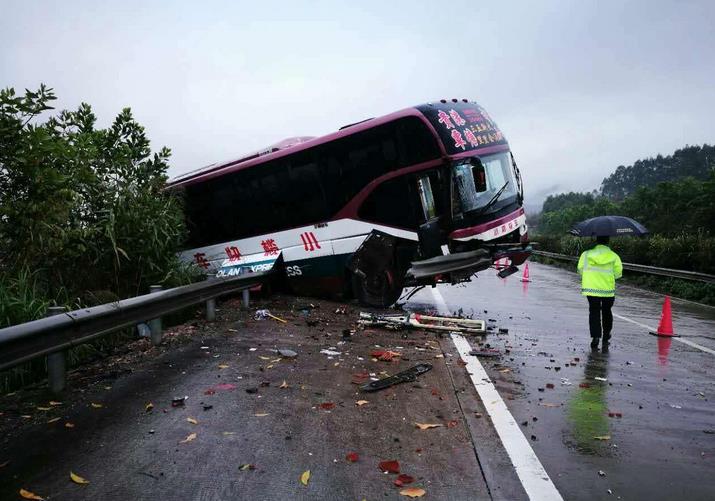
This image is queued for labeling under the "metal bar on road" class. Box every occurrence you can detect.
[532,250,715,284]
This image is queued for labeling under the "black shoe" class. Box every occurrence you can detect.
[602,342,610,353]
[590,338,600,350]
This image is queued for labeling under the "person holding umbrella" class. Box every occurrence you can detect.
[571,216,648,351]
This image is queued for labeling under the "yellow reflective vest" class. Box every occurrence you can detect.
[577,244,623,297]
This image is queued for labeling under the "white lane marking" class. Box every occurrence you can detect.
[613,313,715,356]
[429,288,563,501]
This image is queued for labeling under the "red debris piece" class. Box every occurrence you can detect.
[378,460,400,474]
[214,383,237,391]
[346,452,359,463]
[371,350,400,361]
[579,383,590,388]
[394,474,415,487]
[546,383,555,389]
[319,402,336,410]
[608,411,623,418]
[204,389,216,395]
[447,420,459,428]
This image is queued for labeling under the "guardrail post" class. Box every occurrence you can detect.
[46,306,67,394]
[148,285,163,346]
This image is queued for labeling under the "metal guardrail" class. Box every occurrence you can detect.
[0,271,269,390]
[532,250,715,284]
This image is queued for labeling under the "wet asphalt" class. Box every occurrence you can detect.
[405,261,715,501]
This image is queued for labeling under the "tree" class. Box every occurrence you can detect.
[0,84,188,305]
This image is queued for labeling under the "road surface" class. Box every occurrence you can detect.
[1,262,713,500]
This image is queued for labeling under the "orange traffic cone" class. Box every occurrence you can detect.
[520,262,531,282]
[650,296,678,337]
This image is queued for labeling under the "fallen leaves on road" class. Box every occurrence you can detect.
[394,474,415,487]
[239,463,255,471]
[346,452,359,462]
[180,432,197,443]
[218,364,230,369]
[90,403,103,409]
[280,381,289,389]
[300,470,311,485]
[379,460,400,474]
[400,487,426,497]
[47,417,61,424]
[36,406,51,411]
[145,402,154,412]
[70,471,90,485]
[593,435,611,441]
[0,460,9,468]
[187,417,198,425]
[19,488,44,500]
[319,402,336,410]
[254,413,269,417]
[355,400,369,406]
[447,420,459,428]
[539,403,561,408]
[65,422,75,428]
[49,401,62,406]
[414,423,442,430]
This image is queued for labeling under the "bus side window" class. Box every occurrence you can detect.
[358,177,419,230]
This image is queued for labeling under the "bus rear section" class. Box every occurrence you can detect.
[169,99,530,307]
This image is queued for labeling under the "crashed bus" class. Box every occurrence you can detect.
[168,99,531,307]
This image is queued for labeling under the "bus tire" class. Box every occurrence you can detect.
[351,266,403,308]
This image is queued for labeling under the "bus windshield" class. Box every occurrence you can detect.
[452,152,518,216]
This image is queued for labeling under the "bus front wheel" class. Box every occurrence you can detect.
[351,266,403,308]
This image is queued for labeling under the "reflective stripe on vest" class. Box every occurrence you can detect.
[581,288,616,295]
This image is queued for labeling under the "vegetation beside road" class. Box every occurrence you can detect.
[0,85,196,390]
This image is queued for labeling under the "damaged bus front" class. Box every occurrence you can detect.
[351,100,531,304]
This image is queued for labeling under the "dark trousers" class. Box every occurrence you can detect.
[587,296,614,340]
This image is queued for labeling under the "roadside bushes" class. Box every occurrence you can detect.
[535,231,715,275]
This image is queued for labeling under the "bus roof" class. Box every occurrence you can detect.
[168,99,507,188]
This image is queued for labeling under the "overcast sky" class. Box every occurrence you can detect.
[2,0,714,208]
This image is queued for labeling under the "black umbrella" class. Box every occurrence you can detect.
[569,215,649,237]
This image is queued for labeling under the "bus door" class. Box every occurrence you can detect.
[416,173,444,259]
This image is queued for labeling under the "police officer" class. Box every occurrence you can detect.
[577,236,623,351]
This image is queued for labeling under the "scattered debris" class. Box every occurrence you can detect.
[415,423,443,430]
[239,464,255,471]
[355,400,369,406]
[255,309,287,323]
[346,452,359,462]
[145,402,154,413]
[319,402,336,410]
[594,377,608,382]
[371,350,401,361]
[320,349,341,356]
[171,396,187,407]
[594,435,611,441]
[187,417,198,425]
[598,470,606,477]
[359,312,486,335]
[361,363,433,392]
